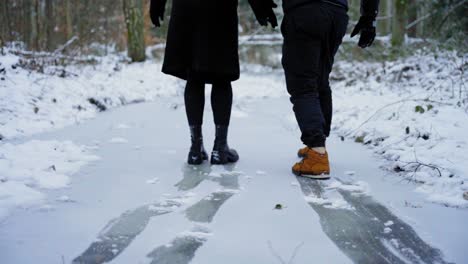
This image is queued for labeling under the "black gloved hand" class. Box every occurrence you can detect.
[249,0,278,28]
[265,0,278,28]
[351,16,376,48]
[150,0,167,28]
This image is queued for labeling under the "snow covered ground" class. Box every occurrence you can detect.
[0,45,467,263]
[331,51,468,207]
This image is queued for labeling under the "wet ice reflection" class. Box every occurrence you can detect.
[147,225,211,264]
[175,164,212,191]
[146,165,241,262]
[297,177,448,264]
[74,163,241,264]
[72,200,181,264]
[185,191,235,223]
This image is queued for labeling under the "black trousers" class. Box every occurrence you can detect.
[184,77,233,126]
[281,1,348,147]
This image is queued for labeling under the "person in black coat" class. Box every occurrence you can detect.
[150,0,277,165]
[280,0,380,178]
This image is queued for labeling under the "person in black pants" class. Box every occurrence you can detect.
[281,0,380,178]
[150,0,277,165]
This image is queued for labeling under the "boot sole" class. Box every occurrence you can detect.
[210,157,239,165]
[292,169,330,180]
[210,150,239,165]
[187,152,208,165]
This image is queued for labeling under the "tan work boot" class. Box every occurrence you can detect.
[297,146,310,158]
[292,148,330,179]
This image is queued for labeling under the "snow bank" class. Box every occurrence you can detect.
[0,140,99,222]
[0,51,182,140]
[331,50,468,208]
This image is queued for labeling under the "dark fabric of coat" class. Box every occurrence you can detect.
[283,0,379,17]
[162,0,239,83]
[283,0,348,12]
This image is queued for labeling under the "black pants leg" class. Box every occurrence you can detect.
[184,78,205,126]
[281,2,348,147]
[211,82,233,126]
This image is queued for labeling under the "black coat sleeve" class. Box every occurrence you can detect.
[361,0,380,19]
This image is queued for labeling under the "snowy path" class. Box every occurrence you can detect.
[0,98,467,264]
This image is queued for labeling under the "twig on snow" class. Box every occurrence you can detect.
[268,241,287,264]
[267,241,305,264]
[346,98,453,137]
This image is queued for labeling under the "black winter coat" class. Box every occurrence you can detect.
[163,0,240,83]
[283,0,380,18]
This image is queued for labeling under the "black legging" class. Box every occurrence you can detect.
[184,78,233,126]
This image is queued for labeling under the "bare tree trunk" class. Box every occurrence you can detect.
[407,0,418,37]
[392,0,408,46]
[36,0,46,50]
[122,0,146,62]
[0,0,13,42]
[23,0,31,48]
[65,0,73,40]
[45,0,54,50]
[31,0,40,50]
[417,1,426,38]
[377,0,391,36]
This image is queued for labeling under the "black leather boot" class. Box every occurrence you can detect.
[188,126,208,165]
[211,125,239,165]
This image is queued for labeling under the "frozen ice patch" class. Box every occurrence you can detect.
[0,140,99,222]
[146,177,160,184]
[231,109,248,118]
[0,182,44,221]
[304,193,353,210]
[114,123,130,129]
[326,180,370,195]
[56,195,76,203]
[291,181,299,187]
[109,137,128,144]
[177,224,212,241]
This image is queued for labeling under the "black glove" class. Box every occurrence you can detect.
[249,0,278,28]
[265,0,278,28]
[150,0,167,27]
[351,16,376,48]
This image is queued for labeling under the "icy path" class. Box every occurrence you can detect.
[0,98,466,264]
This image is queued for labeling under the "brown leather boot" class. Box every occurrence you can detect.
[292,148,330,179]
[297,146,310,158]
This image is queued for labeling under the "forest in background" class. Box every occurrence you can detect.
[0,0,467,61]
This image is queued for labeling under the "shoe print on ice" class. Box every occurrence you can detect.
[185,191,236,223]
[175,163,239,192]
[175,163,213,191]
[185,166,240,223]
[296,177,449,264]
[148,164,241,261]
[72,199,183,264]
[73,164,241,264]
[146,226,212,264]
